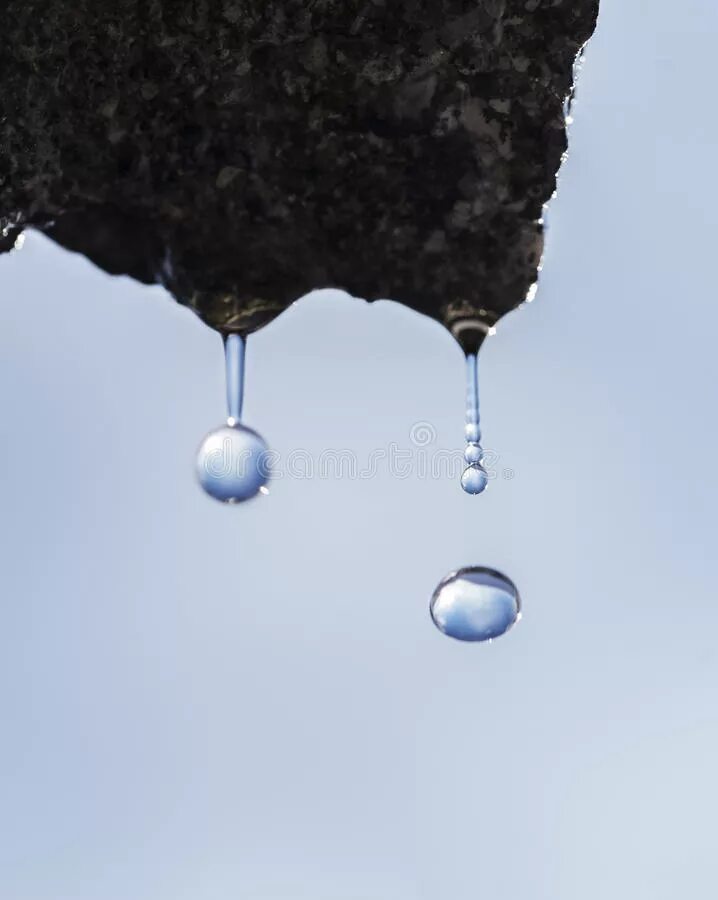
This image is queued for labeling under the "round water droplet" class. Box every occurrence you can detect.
[464,443,483,465]
[461,464,488,495]
[430,567,521,642]
[196,423,270,503]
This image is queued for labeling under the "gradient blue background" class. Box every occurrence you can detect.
[1,1,717,897]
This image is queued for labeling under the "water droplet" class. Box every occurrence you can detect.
[464,443,483,465]
[196,334,270,503]
[461,464,489,495]
[462,353,488,495]
[196,423,270,503]
[430,567,521,642]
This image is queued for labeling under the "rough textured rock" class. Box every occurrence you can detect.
[0,0,598,349]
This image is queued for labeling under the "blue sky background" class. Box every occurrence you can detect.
[1,1,718,897]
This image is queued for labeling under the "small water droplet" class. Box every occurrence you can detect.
[461,464,489,495]
[430,567,521,642]
[196,334,270,503]
[197,423,269,503]
[464,443,483,465]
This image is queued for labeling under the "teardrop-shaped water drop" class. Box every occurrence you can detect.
[196,334,270,503]
[430,567,521,642]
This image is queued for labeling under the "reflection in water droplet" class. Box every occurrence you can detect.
[462,352,488,495]
[196,334,270,503]
[430,567,521,642]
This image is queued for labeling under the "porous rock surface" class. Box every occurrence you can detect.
[0,0,599,347]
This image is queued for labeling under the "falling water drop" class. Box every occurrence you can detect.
[462,351,488,495]
[430,567,521,642]
[461,465,489,495]
[196,334,270,503]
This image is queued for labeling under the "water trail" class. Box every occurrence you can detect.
[461,352,489,495]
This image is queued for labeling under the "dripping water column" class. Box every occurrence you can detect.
[430,337,522,643]
[461,352,489,495]
[431,567,521,642]
[195,333,270,504]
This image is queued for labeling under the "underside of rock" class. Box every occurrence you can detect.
[0,0,599,349]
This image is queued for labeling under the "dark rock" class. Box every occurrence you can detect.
[0,0,599,350]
